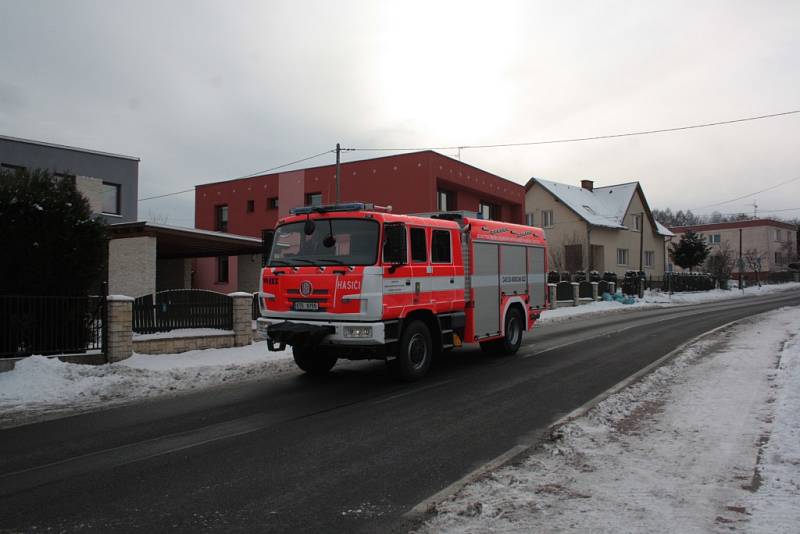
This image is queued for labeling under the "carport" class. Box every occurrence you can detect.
[108,222,264,298]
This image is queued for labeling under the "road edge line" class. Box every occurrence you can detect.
[404,315,747,520]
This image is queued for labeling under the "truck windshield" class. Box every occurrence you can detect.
[268,218,379,266]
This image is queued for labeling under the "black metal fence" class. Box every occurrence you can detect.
[1,295,105,358]
[133,290,233,334]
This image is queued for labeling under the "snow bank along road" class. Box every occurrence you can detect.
[0,289,799,533]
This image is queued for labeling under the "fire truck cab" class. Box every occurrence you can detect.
[256,202,547,381]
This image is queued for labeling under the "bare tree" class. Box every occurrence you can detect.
[705,241,734,287]
[743,248,764,287]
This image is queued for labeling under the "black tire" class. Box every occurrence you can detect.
[387,320,432,381]
[481,307,524,356]
[293,345,337,375]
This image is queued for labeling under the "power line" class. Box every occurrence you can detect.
[689,176,800,211]
[347,109,800,152]
[137,149,335,202]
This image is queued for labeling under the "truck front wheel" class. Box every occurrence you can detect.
[293,346,337,375]
[388,320,432,381]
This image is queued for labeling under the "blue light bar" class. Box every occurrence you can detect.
[290,202,373,215]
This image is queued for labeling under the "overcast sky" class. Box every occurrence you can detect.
[1,0,798,226]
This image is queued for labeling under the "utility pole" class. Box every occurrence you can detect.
[739,228,743,291]
[335,143,341,204]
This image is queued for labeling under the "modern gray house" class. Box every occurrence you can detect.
[0,134,139,223]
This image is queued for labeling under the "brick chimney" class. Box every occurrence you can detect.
[581,179,594,191]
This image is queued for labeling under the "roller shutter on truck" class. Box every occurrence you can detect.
[527,246,546,309]
[472,242,500,338]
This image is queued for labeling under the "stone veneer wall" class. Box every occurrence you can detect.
[133,334,235,355]
[108,236,157,298]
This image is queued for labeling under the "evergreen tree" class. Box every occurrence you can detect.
[0,168,108,295]
[669,230,711,272]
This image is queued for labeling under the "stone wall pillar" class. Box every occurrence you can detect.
[230,292,254,347]
[571,282,579,307]
[591,282,599,301]
[547,284,557,310]
[106,295,133,363]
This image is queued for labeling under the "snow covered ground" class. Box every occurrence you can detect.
[419,307,800,533]
[539,281,800,324]
[0,342,295,428]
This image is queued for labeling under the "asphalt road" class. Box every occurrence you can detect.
[2,289,799,533]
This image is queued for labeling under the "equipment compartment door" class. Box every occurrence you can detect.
[527,246,546,309]
[473,242,500,337]
[500,245,527,296]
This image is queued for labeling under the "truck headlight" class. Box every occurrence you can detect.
[343,325,372,338]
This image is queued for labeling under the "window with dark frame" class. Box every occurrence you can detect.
[102,182,121,215]
[216,205,228,232]
[0,163,26,172]
[217,256,229,283]
[431,230,451,263]
[306,192,322,207]
[437,190,454,212]
[410,227,427,262]
[478,201,501,221]
[268,197,278,209]
[246,199,255,213]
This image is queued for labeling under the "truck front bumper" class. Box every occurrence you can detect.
[257,317,387,351]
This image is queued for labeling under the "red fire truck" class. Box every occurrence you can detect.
[256,203,548,381]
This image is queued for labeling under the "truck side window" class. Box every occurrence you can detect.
[410,227,427,263]
[431,230,451,263]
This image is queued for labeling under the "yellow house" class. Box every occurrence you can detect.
[524,178,673,277]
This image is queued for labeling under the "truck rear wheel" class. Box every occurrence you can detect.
[480,307,524,356]
[293,346,337,375]
[387,320,432,381]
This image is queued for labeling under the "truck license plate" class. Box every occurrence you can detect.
[294,301,319,311]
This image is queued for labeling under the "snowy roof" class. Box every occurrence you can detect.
[528,177,672,236]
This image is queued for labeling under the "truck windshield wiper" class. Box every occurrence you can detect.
[289,258,315,265]
[269,260,291,266]
[315,258,345,265]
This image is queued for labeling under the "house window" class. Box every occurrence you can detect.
[246,199,255,213]
[617,248,629,266]
[478,201,497,220]
[542,210,554,228]
[215,205,228,232]
[708,234,721,244]
[268,197,278,209]
[632,214,642,232]
[410,227,427,263]
[437,190,454,212]
[102,182,121,215]
[526,213,535,226]
[431,230,452,263]
[306,192,322,207]
[774,229,783,241]
[217,256,229,283]
[644,250,655,268]
[0,163,26,172]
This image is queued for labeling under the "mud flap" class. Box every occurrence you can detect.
[266,321,335,352]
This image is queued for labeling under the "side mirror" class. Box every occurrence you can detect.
[261,229,275,267]
[383,222,407,267]
[303,218,316,236]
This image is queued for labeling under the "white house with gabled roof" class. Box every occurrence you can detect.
[524,178,673,277]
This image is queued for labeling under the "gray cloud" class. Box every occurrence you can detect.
[1,0,798,224]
